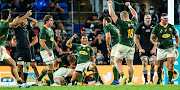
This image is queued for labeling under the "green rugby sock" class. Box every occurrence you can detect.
[168,69,173,82]
[38,69,47,81]
[94,73,99,83]
[78,75,83,82]
[47,70,54,84]
[113,68,119,80]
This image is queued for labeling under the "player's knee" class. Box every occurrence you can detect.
[31,63,37,69]
[140,56,148,61]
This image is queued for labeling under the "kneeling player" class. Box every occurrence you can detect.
[66,35,100,85]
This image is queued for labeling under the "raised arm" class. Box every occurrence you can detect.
[27,17,38,27]
[9,10,32,28]
[66,34,77,48]
[125,2,138,19]
[108,0,118,23]
[11,36,17,47]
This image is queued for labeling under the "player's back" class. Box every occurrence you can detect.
[104,24,120,46]
[116,18,137,47]
[0,21,9,46]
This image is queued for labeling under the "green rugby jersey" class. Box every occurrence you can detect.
[104,24,120,46]
[72,44,94,64]
[116,18,137,47]
[39,25,54,51]
[152,23,177,49]
[0,20,9,47]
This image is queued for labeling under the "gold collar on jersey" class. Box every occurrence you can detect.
[0,20,7,22]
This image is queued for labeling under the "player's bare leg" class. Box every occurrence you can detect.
[17,64,23,79]
[141,56,148,84]
[89,63,99,84]
[114,57,126,84]
[126,59,134,85]
[149,55,155,84]
[4,58,23,84]
[71,71,82,85]
[31,62,40,78]
[156,60,164,84]
[167,57,175,84]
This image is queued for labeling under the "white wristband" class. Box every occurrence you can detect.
[71,37,74,40]
[108,4,112,6]
[128,5,132,9]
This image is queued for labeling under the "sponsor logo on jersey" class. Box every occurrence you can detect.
[79,51,88,55]
[162,34,171,38]
[1,77,14,82]
[50,37,54,41]
[18,57,22,60]
[146,29,151,32]
[142,26,145,29]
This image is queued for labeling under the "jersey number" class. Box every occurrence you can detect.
[127,29,134,38]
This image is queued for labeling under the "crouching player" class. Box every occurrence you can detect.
[66,34,100,85]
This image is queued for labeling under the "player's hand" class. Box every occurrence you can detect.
[107,47,111,53]
[139,49,145,53]
[48,50,52,56]
[107,0,112,5]
[155,42,160,47]
[150,49,156,54]
[25,10,32,17]
[125,2,130,7]
[175,43,179,49]
[73,34,78,38]
[69,51,73,54]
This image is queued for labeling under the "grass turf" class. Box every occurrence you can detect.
[1,85,180,90]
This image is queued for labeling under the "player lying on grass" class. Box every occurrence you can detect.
[35,54,76,86]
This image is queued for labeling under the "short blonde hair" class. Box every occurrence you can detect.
[120,11,129,18]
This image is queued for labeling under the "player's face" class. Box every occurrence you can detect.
[144,15,151,24]
[81,36,88,45]
[161,16,168,25]
[47,18,54,26]
[93,16,98,20]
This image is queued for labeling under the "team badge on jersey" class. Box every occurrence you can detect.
[160,30,163,33]
[87,48,90,51]
[169,28,172,31]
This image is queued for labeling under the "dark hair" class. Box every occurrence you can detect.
[43,15,53,24]
[67,54,76,63]
[103,17,112,23]
[92,13,98,17]
[141,4,146,7]
[161,13,167,17]
[1,9,10,20]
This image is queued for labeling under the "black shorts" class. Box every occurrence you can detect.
[16,49,32,62]
[140,50,156,57]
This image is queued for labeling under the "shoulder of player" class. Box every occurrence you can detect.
[167,23,175,27]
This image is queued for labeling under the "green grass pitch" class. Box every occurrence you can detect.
[1,85,180,90]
